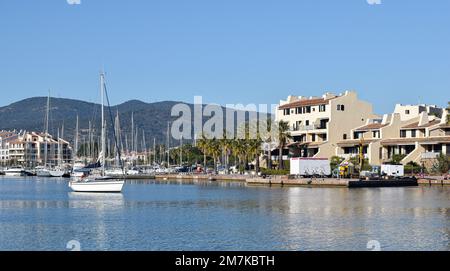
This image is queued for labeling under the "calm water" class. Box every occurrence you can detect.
[0,176,448,251]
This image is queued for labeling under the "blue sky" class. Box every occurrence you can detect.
[0,0,449,114]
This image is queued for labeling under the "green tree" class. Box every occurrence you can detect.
[231,139,248,174]
[390,154,406,165]
[330,156,344,170]
[219,130,233,174]
[276,120,292,170]
[431,154,449,174]
[196,133,209,172]
[205,138,221,174]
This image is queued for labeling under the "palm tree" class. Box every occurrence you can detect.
[232,139,248,174]
[206,138,221,174]
[219,129,233,174]
[277,120,292,170]
[248,138,263,173]
[196,133,208,173]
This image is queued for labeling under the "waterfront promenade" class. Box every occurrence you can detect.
[154,174,450,187]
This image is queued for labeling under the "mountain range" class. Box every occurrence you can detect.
[0,97,270,149]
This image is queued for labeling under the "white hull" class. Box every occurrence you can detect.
[4,172,24,176]
[69,179,125,193]
[49,170,65,177]
[36,170,52,177]
[36,169,65,177]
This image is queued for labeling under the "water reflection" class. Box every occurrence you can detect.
[0,177,448,251]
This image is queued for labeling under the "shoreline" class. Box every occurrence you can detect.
[153,174,450,187]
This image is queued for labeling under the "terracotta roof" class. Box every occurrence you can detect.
[7,140,24,144]
[354,123,388,131]
[436,123,450,129]
[401,120,440,129]
[381,136,450,145]
[278,97,335,110]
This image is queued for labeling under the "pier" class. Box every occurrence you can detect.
[149,174,450,188]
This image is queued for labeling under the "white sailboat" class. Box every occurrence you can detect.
[36,93,65,178]
[70,115,88,178]
[69,72,125,193]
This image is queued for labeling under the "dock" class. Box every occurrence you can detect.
[245,177,419,188]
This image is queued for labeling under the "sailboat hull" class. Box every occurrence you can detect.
[36,170,52,177]
[49,170,65,177]
[36,169,65,177]
[69,179,125,193]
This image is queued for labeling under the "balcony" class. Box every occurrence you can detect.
[421,152,440,159]
[291,124,327,132]
[338,154,369,160]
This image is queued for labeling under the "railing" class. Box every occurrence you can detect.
[421,152,440,159]
[338,154,369,160]
[292,124,327,132]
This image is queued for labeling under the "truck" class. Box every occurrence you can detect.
[381,164,404,177]
[290,158,331,177]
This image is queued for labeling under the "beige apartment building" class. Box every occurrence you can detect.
[323,103,448,167]
[0,130,73,167]
[380,110,449,167]
[275,91,378,160]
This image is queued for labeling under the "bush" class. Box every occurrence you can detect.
[404,161,423,175]
[261,168,290,176]
[431,154,450,174]
[389,154,406,165]
[348,156,372,171]
[330,156,344,170]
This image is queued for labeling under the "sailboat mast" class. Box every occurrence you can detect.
[74,115,79,160]
[131,112,134,157]
[100,72,106,176]
[167,121,170,167]
[43,92,50,167]
[180,135,182,166]
[153,138,156,165]
[57,128,61,166]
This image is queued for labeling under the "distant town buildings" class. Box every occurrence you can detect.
[0,131,72,167]
[276,91,449,169]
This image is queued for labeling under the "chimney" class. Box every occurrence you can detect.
[418,111,429,126]
[389,113,401,126]
[381,114,390,124]
[441,109,449,125]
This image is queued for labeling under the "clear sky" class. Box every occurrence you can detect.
[0,0,449,114]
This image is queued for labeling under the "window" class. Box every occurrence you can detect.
[319,104,326,112]
[411,130,416,138]
[311,134,316,142]
[283,109,290,116]
[400,130,407,138]
[305,120,310,126]
[372,131,380,138]
[337,104,345,111]
[405,110,410,115]
[343,134,347,140]
[305,106,311,113]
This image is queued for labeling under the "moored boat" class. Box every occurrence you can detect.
[4,166,25,176]
[69,177,124,193]
[69,72,126,193]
